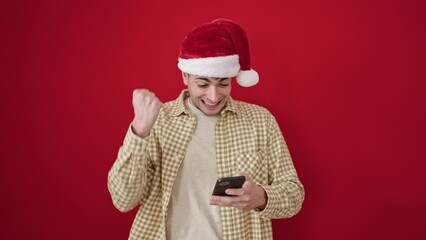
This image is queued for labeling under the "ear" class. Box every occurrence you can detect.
[182,72,189,85]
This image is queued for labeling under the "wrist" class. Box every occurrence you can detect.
[255,185,268,211]
[131,122,150,138]
[131,114,155,138]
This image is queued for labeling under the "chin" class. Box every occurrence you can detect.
[201,107,221,116]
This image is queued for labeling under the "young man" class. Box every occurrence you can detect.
[108,18,304,240]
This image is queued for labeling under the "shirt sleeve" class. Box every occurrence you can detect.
[258,115,305,219]
[107,124,155,212]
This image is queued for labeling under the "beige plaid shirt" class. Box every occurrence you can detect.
[108,90,304,240]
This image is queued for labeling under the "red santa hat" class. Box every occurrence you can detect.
[178,18,259,87]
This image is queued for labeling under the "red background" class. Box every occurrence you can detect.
[1,0,425,239]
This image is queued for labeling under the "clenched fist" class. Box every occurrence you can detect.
[131,89,162,138]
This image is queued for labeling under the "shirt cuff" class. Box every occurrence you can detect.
[123,124,149,155]
[256,184,278,218]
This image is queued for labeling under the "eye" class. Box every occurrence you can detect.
[197,84,208,88]
[219,83,229,87]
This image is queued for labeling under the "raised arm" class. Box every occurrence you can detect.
[107,89,162,212]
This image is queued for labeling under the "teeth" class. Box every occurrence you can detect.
[203,100,219,106]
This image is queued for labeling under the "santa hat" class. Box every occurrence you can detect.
[177,18,259,87]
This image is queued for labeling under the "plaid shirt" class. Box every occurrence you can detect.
[108,90,304,240]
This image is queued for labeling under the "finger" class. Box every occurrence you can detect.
[210,196,253,211]
[209,196,225,206]
[225,188,244,196]
[210,196,241,206]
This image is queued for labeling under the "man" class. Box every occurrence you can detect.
[108,18,304,240]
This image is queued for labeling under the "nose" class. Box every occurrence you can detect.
[206,86,220,103]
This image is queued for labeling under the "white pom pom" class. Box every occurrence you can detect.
[236,69,259,87]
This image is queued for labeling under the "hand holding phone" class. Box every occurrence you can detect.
[212,176,246,196]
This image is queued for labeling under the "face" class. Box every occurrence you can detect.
[182,73,232,116]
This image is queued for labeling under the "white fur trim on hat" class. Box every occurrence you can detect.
[178,54,240,78]
[236,69,259,87]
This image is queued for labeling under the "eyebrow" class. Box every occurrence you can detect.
[195,77,230,82]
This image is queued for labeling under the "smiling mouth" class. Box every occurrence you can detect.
[202,99,221,106]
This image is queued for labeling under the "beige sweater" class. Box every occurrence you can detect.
[166,98,222,240]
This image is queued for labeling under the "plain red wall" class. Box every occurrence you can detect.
[1,0,425,239]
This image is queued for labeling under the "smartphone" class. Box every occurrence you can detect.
[212,176,246,196]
